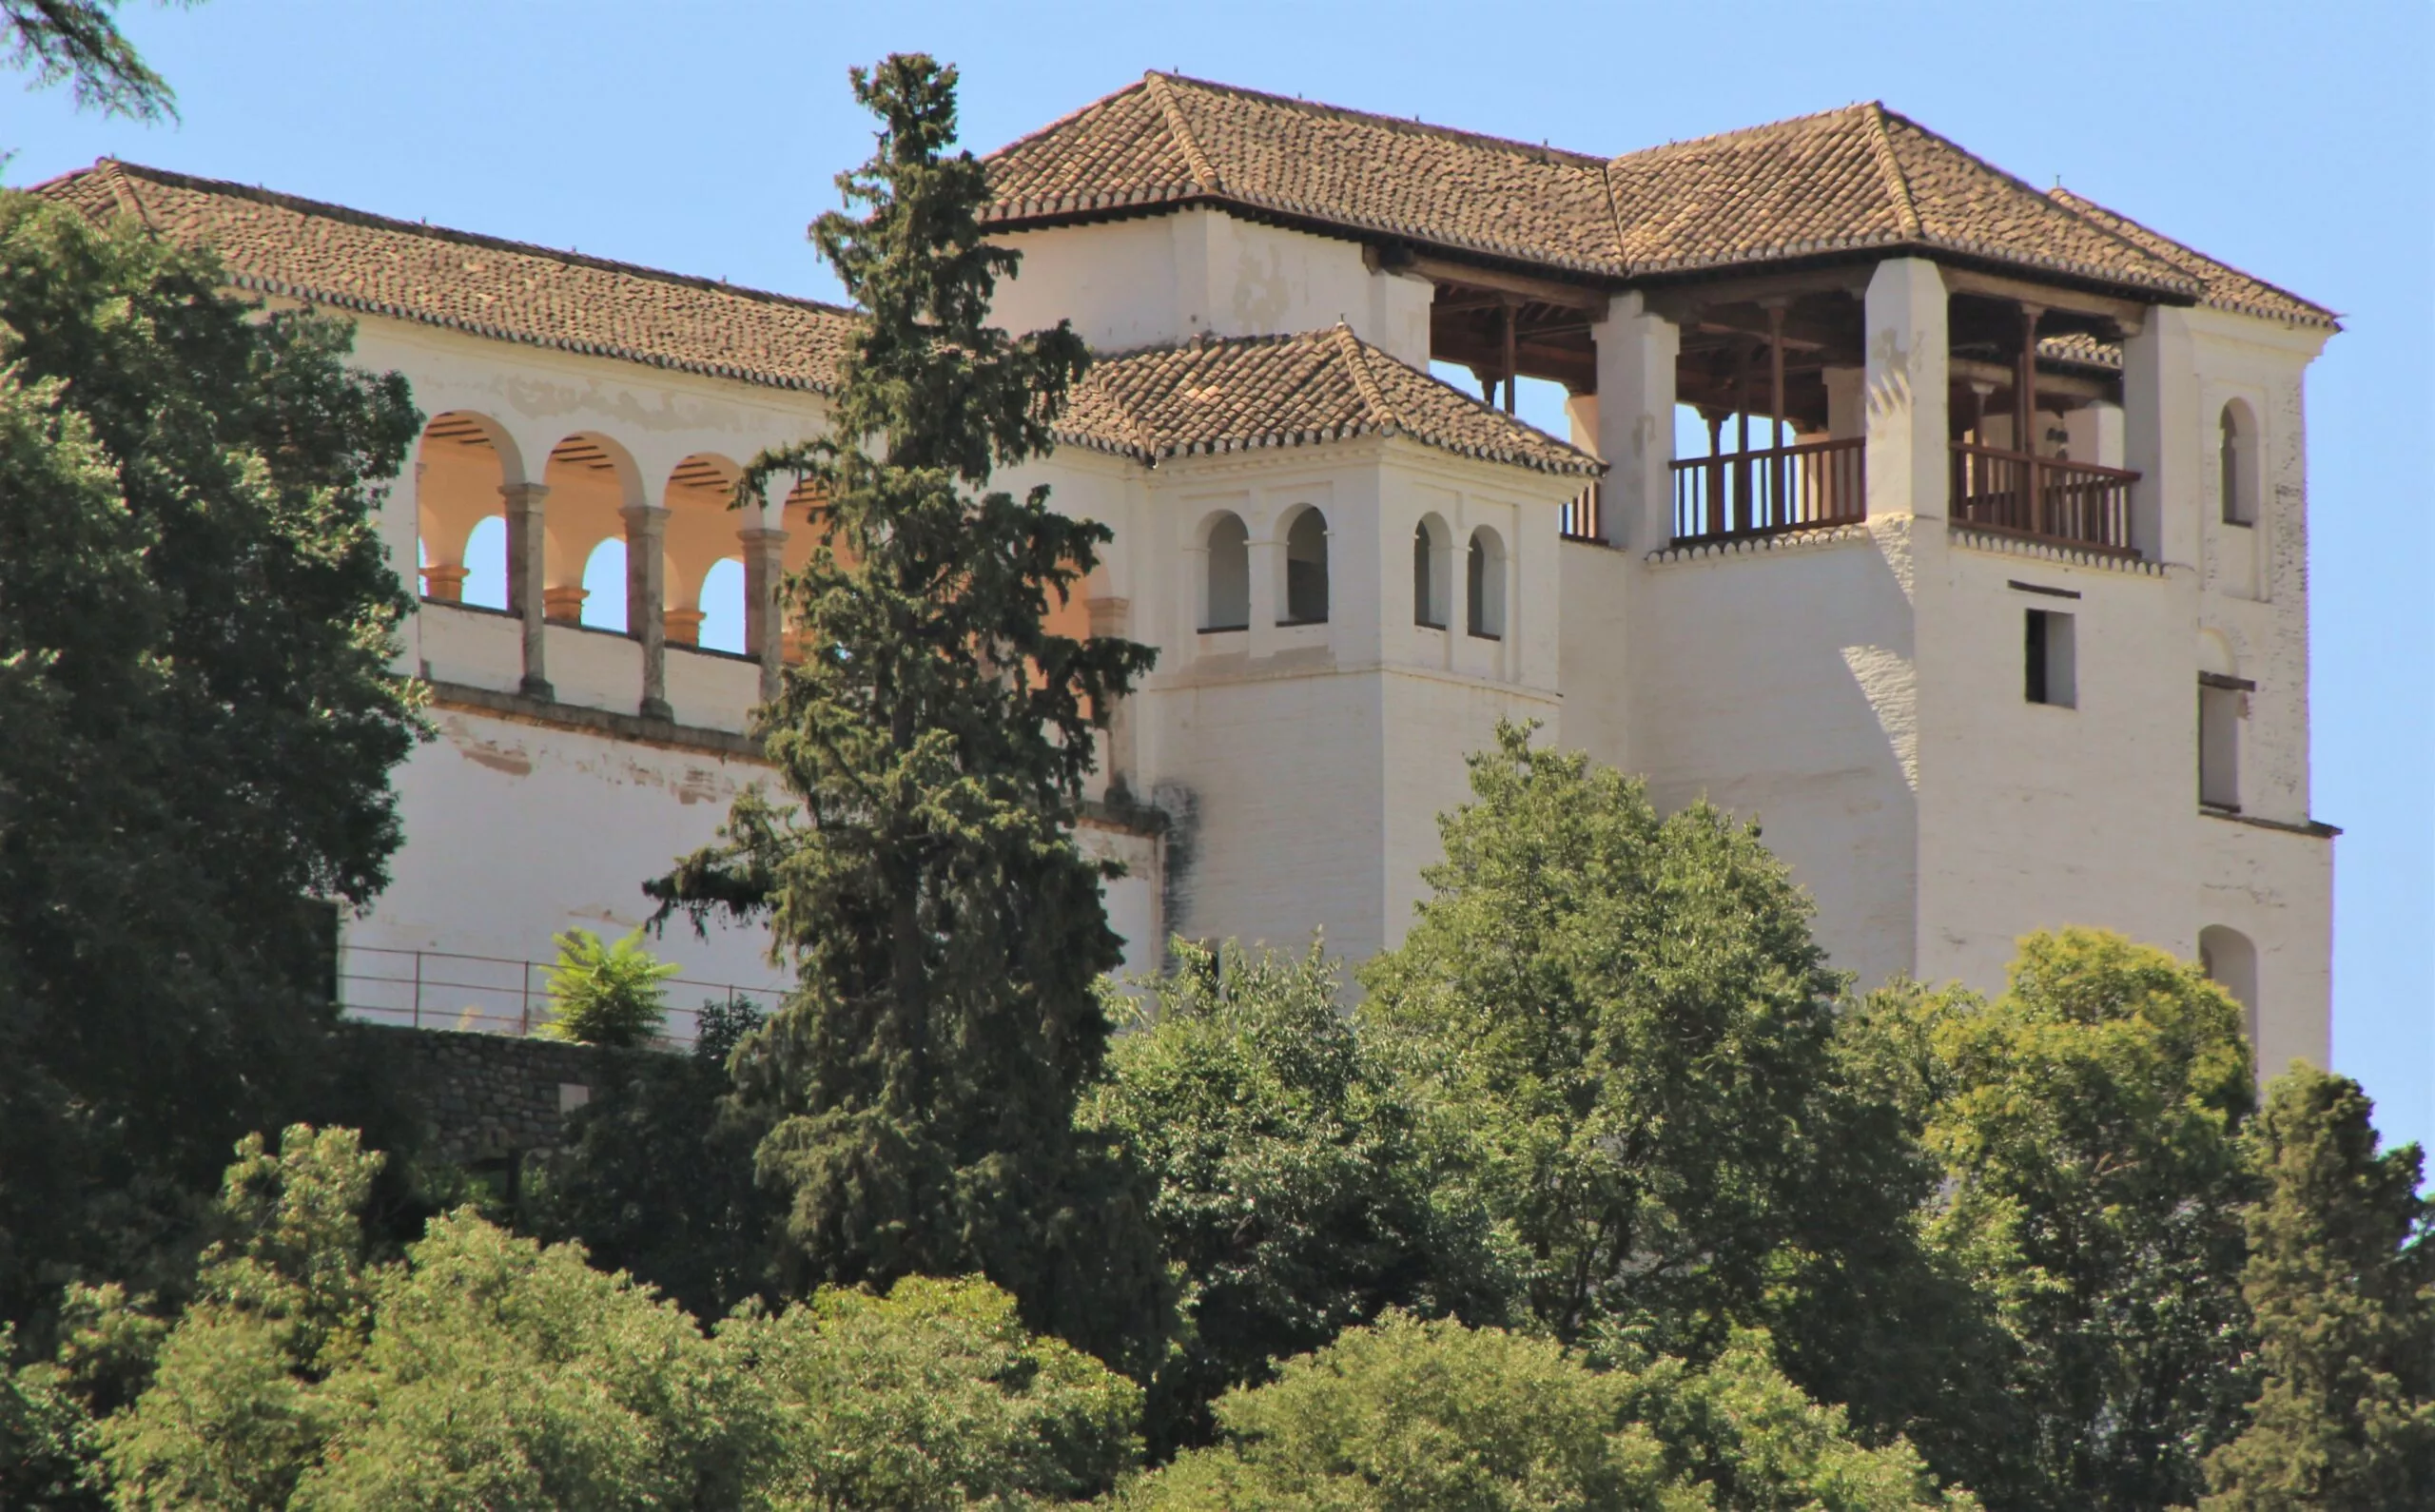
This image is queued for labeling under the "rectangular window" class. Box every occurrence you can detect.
[2199,680,2244,809]
[2025,609,2075,708]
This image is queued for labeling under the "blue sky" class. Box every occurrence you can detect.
[7,0,2426,1149]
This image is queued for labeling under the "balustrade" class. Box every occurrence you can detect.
[1949,442,2138,554]
[1669,436,1865,544]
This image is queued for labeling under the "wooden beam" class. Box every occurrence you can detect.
[1396,250,1610,312]
[1939,264,2149,334]
[1641,266,1871,323]
[1951,357,2118,405]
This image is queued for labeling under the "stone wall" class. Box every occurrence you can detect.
[351,1022,659,1165]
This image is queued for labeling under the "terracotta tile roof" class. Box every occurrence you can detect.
[1058,324,1601,476]
[1606,105,2192,295]
[34,160,857,391]
[2047,187,2338,329]
[2037,330,2123,370]
[984,74,1627,276]
[986,77,2253,304]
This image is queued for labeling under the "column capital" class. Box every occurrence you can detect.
[498,481,551,508]
[738,526,790,549]
[619,501,672,533]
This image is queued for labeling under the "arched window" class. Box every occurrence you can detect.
[695,558,746,653]
[1413,514,1451,629]
[2219,401,2258,526]
[580,538,628,631]
[2198,925,2259,1045]
[1202,513,1250,631]
[1467,527,1506,641]
[1281,506,1329,626]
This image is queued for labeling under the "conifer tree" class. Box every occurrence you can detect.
[653,54,1166,1371]
[2203,1064,2435,1509]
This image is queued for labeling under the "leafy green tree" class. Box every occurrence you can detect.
[290,1213,739,1511]
[534,1004,786,1321]
[1082,940,1517,1451]
[2203,1063,2435,1509]
[100,1125,385,1510]
[4,0,185,120]
[0,190,420,1329]
[723,1273,1141,1510]
[1356,723,1932,1368]
[649,54,1165,1372]
[537,927,676,1048]
[1124,1311,1972,1511]
[1912,929,2260,1510]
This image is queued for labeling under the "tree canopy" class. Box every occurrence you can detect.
[648,52,1166,1374]
[0,187,421,1330]
[3,1,186,121]
[2202,1063,2435,1508]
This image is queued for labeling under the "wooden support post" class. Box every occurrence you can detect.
[1500,298,1518,415]
[1704,410,1726,536]
[2018,303,2043,536]
[1765,303,1787,526]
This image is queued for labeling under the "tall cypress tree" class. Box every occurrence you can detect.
[2203,1064,2435,1509]
[653,54,1167,1371]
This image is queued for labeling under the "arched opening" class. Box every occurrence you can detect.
[579,539,628,631]
[1201,512,1250,631]
[540,433,640,624]
[2199,925,2260,1046]
[1413,514,1451,629]
[459,517,508,610]
[2219,400,2259,526]
[662,453,747,652]
[414,411,516,609]
[696,558,746,653]
[1467,526,1507,641]
[1280,506,1329,626]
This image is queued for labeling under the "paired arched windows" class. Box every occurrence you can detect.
[2219,400,2259,526]
[1281,506,1330,625]
[1467,527,1506,641]
[1202,513,1251,631]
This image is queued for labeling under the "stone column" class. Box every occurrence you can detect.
[2121,306,2194,565]
[1862,258,1949,521]
[740,525,789,704]
[622,503,672,721]
[1089,594,1135,800]
[1588,292,1678,550]
[499,482,552,701]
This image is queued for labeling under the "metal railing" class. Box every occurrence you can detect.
[1670,436,1865,545]
[338,944,786,1048]
[1950,442,2139,555]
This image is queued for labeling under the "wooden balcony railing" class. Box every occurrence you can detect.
[1670,436,1865,545]
[1950,443,2139,555]
[1560,480,1603,541]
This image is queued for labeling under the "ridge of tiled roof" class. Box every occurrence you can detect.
[2046,186,2338,330]
[984,72,1628,277]
[986,80,2217,300]
[1604,103,2195,296]
[1057,324,1601,477]
[33,160,858,392]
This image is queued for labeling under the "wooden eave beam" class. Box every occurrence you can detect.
[1938,264,2149,336]
[1401,251,1610,313]
[1951,357,2119,404]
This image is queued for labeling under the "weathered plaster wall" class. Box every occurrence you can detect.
[989,209,1434,365]
[348,706,789,1002]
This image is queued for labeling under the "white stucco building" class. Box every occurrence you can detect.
[40,74,2341,1068]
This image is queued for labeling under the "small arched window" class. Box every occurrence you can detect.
[1281,506,1329,625]
[2219,401,2258,526]
[1413,514,1451,629]
[1467,527,1506,641]
[2198,924,2259,1045]
[1202,513,1250,631]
